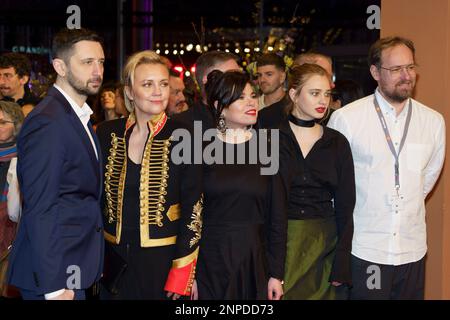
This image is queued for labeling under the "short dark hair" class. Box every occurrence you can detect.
[0,52,32,78]
[169,69,181,78]
[195,51,239,93]
[256,53,286,71]
[51,28,103,62]
[368,36,415,68]
[205,70,250,126]
[294,51,332,67]
[99,81,117,95]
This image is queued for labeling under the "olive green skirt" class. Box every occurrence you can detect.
[283,217,344,300]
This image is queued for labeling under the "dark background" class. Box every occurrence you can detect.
[0,0,380,94]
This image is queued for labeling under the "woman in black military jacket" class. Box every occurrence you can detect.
[96,51,202,300]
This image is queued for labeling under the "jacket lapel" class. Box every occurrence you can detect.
[48,87,100,180]
[88,121,103,198]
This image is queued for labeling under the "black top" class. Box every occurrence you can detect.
[202,133,287,279]
[279,120,355,284]
[1,87,40,107]
[257,94,292,129]
[120,156,142,245]
[171,100,215,132]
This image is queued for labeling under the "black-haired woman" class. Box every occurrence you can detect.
[195,70,286,300]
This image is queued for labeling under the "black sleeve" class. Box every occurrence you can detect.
[266,171,288,280]
[329,134,355,285]
[266,131,289,280]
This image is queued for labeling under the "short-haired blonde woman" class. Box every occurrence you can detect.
[0,101,23,297]
[96,51,202,300]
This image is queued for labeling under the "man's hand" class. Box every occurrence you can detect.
[48,289,75,300]
[331,281,343,287]
[267,277,283,300]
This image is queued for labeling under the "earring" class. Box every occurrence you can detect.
[217,113,227,134]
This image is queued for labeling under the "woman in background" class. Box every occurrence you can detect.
[92,83,120,129]
[0,101,23,298]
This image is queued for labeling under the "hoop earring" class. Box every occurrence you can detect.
[217,113,227,134]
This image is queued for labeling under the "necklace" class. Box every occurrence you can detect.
[288,114,315,127]
[218,128,253,144]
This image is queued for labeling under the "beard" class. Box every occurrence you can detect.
[381,80,415,103]
[260,81,283,95]
[67,70,102,96]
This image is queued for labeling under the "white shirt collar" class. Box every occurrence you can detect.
[53,84,93,122]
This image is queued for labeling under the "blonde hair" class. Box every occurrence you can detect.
[122,50,168,112]
[0,100,25,139]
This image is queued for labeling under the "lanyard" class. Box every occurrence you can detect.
[373,96,412,192]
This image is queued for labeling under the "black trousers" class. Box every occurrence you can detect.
[350,255,425,300]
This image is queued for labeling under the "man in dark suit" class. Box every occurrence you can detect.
[6,28,105,300]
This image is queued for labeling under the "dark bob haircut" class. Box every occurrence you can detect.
[205,70,250,126]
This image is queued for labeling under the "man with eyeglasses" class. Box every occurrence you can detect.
[328,36,445,300]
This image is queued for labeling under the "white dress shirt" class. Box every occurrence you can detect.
[54,85,98,159]
[328,89,445,266]
[7,158,21,222]
[44,85,99,300]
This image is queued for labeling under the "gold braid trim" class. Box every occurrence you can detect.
[104,133,127,244]
[187,194,203,248]
[139,137,173,247]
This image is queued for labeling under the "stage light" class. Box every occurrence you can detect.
[186,44,194,51]
[174,65,183,73]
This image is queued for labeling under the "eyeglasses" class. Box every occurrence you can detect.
[379,64,417,76]
[0,119,14,127]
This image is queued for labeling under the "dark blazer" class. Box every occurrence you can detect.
[7,86,104,296]
[257,95,292,129]
[171,100,215,132]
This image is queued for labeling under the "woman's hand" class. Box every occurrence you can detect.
[190,279,198,300]
[331,281,343,287]
[267,277,283,300]
[166,291,181,300]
